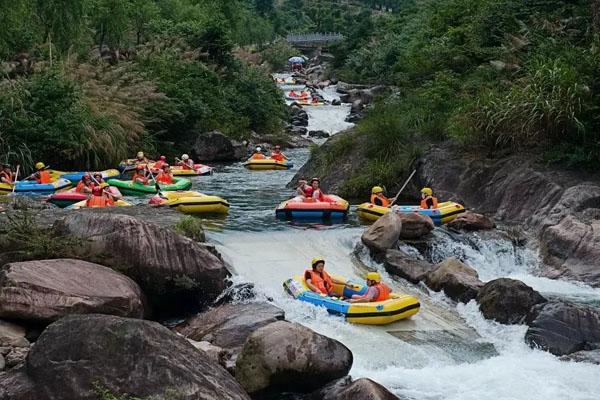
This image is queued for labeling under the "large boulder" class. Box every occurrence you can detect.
[0,259,145,323]
[26,314,250,400]
[425,258,483,302]
[525,300,600,356]
[308,376,400,400]
[191,130,248,162]
[235,321,352,395]
[361,212,403,253]
[0,367,37,400]
[53,213,230,315]
[384,249,436,283]
[476,278,546,324]
[540,216,600,287]
[397,212,435,239]
[447,211,495,231]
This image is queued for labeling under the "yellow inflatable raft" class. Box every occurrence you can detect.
[356,201,465,225]
[243,158,293,171]
[150,191,229,215]
[284,274,420,325]
[0,183,12,195]
[68,199,132,209]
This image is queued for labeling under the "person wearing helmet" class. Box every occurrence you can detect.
[75,174,94,194]
[0,164,14,184]
[420,187,438,209]
[86,184,114,208]
[32,162,51,184]
[91,172,105,185]
[132,165,149,185]
[156,164,173,184]
[134,151,149,165]
[177,154,195,170]
[348,272,391,303]
[270,145,288,162]
[250,147,266,160]
[371,186,391,207]
[154,155,167,170]
[310,177,325,202]
[304,258,349,296]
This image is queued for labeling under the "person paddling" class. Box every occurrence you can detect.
[0,165,14,184]
[420,187,438,209]
[132,165,149,185]
[177,154,195,170]
[86,184,114,208]
[348,272,391,303]
[31,162,51,184]
[305,258,350,296]
[251,147,266,160]
[270,145,288,162]
[134,151,149,165]
[75,174,94,194]
[371,186,391,207]
[156,164,173,184]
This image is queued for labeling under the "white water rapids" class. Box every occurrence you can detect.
[209,76,600,400]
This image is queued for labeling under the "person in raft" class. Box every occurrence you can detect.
[420,187,438,209]
[0,164,14,184]
[156,164,173,184]
[371,186,391,207]
[288,90,298,97]
[91,172,106,185]
[31,162,51,184]
[177,154,195,170]
[153,155,167,170]
[86,183,115,208]
[250,147,266,160]
[270,145,288,162]
[134,151,149,165]
[296,178,311,198]
[310,177,326,201]
[75,174,94,194]
[305,258,351,296]
[132,165,149,185]
[348,272,391,303]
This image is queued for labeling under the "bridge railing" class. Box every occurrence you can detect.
[286,33,345,46]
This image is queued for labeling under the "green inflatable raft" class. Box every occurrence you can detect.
[106,177,192,196]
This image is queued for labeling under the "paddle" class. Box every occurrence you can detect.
[10,165,20,195]
[22,165,50,181]
[389,169,417,207]
[145,165,165,197]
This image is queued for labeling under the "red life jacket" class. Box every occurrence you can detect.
[372,283,391,301]
[420,196,439,209]
[305,269,334,295]
[132,173,148,185]
[153,161,165,170]
[86,195,110,208]
[36,170,51,184]
[75,181,91,193]
[0,171,13,184]
[156,172,173,184]
[371,194,391,207]
[271,153,284,161]
[303,186,314,197]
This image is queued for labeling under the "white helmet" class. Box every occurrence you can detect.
[181,154,189,160]
[256,146,262,152]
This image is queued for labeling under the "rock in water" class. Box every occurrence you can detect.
[0,259,145,322]
[476,278,546,324]
[384,249,436,283]
[26,314,250,400]
[559,349,600,365]
[397,213,435,239]
[309,377,400,400]
[447,211,495,231]
[191,130,247,161]
[425,257,483,302]
[53,213,230,315]
[235,321,352,395]
[525,300,600,356]
[361,212,403,253]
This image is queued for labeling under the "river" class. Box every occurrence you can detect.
[180,77,600,400]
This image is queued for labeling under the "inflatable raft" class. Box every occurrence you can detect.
[14,178,71,195]
[106,177,192,196]
[283,275,420,325]
[276,195,349,220]
[50,169,121,183]
[48,186,122,208]
[0,183,12,195]
[170,164,213,176]
[149,191,229,215]
[243,158,293,171]
[285,92,311,100]
[67,198,132,209]
[295,99,325,106]
[356,201,465,225]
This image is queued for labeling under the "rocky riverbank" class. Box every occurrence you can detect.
[0,205,399,399]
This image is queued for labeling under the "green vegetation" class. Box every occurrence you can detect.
[329,0,600,191]
[173,216,205,243]
[0,0,288,171]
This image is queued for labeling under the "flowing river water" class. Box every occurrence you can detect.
[180,78,599,400]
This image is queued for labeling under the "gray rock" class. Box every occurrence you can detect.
[0,354,4,371]
[290,126,308,135]
[5,347,28,368]
[559,349,600,365]
[0,320,28,348]
[53,213,230,315]
[384,249,436,283]
[235,321,352,395]
[361,212,403,253]
[425,258,483,303]
[191,130,247,161]
[331,99,341,106]
[525,300,600,356]
[397,212,435,239]
[27,314,250,400]
[0,259,146,323]
[308,130,330,139]
[0,366,37,400]
[447,211,495,231]
[309,376,400,400]
[476,278,546,324]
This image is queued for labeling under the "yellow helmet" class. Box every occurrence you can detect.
[35,162,45,170]
[100,182,109,188]
[137,151,144,158]
[366,272,381,282]
[421,187,433,196]
[372,186,384,194]
[311,257,325,267]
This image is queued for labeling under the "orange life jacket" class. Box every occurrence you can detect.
[76,181,92,193]
[271,153,284,161]
[86,195,111,208]
[251,153,266,160]
[371,194,391,207]
[36,170,51,184]
[372,283,391,302]
[132,173,148,185]
[420,196,439,209]
[305,269,334,295]
[153,161,165,170]
[156,172,173,184]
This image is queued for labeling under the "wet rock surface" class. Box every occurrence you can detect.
[191,130,248,161]
[559,349,600,365]
[476,278,546,324]
[308,376,400,400]
[425,257,483,303]
[397,212,435,239]
[384,249,436,283]
[361,212,403,253]
[447,210,495,231]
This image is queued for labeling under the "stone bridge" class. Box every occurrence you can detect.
[286,33,345,48]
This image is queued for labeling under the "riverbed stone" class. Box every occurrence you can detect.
[0,366,37,400]
[235,320,353,395]
[191,130,248,161]
[5,347,28,368]
[397,212,435,239]
[447,211,495,231]
[384,249,436,283]
[425,257,483,302]
[476,278,547,324]
[308,376,400,400]
[0,320,28,348]
[53,213,230,315]
[559,349,600,365]
[361,212,403,253]
[27,314,250,400]
[0,259,146,323]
